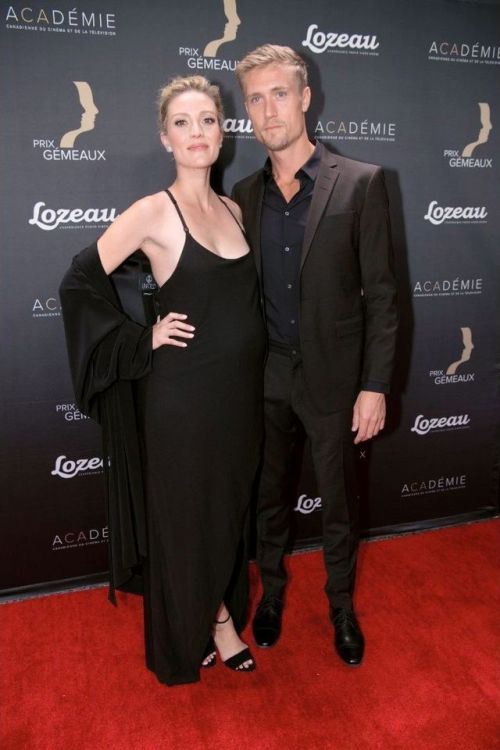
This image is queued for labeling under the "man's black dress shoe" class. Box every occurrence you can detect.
[331,607,365,666]
[252,595,283,648]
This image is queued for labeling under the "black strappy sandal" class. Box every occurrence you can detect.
[214,613,256,673]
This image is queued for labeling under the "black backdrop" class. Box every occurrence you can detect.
[1,0,499,596]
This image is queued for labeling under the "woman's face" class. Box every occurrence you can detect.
[161,91,222,169]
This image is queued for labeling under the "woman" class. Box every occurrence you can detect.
[60,76,265,685]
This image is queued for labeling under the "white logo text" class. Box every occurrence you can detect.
[411,414,470,436]
[29,201,117,231]
[424,201,487,225]
[302,24,379,55]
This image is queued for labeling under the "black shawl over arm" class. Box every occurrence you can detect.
[59,242,153,602]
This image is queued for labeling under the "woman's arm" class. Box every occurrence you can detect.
[97,194,195,351]
[97,196,157,275]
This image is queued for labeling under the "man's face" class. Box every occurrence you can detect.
[243,63,310,152]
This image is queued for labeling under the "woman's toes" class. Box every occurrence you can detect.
[202,650,216,666]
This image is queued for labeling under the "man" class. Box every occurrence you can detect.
[232,45,398,666]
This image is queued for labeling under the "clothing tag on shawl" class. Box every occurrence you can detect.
[139,272,157,294]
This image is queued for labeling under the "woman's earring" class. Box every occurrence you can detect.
[166,146,172,152]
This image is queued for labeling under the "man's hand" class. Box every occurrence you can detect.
[351,391,386,444]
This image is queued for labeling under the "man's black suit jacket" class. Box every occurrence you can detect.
[232,144,398,414]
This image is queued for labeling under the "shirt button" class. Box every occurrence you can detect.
[290,319,296,325]
[284,211,289,216]
[284,246,290,252]
[292,349,297,355]
[287,283,293,289]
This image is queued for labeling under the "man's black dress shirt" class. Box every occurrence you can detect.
[261,141,321,349]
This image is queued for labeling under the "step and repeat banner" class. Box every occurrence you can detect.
[1,0,499,595]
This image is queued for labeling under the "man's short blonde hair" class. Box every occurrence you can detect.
[157,75,224,133]
[236,44,308,92]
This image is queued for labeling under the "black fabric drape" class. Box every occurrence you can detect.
[59,242,153,601]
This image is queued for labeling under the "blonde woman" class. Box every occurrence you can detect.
[60,76,264,685]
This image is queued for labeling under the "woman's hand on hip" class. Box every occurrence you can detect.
[152,312,195,350]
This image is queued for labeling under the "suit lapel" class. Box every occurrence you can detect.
[244,173,265,280]
[300,149,339,271]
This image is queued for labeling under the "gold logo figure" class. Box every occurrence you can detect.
[204,0,240,58]
[60,81,99,148]
[446,327,474,375]
[462,103,492,158]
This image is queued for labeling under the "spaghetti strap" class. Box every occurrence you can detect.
[165,188,189,233]
[216,195,246,234]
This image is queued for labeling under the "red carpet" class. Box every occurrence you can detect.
[1,520,499,750]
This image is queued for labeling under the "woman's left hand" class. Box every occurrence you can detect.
[152,312,195,350]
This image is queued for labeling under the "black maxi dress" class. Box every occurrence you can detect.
[135,191,265,685]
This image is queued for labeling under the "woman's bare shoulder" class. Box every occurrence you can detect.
[111,191,175,236]
[133,190,170,218]
[218,195,243,222]
[97,190,172,272]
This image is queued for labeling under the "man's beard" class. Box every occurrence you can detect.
[258,123,290,152]
[264,136,290,151]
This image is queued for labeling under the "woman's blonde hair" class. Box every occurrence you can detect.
[157,75,224,132]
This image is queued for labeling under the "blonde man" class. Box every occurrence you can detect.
[233,45,398,665]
